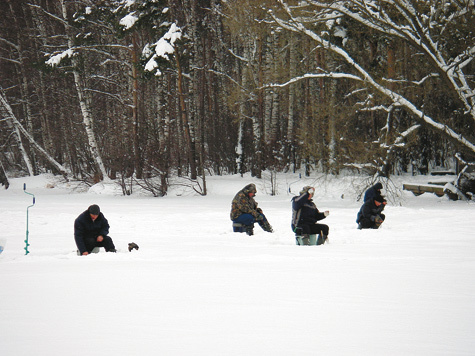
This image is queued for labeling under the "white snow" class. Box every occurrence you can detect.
[119,11,139,30]
[46,49,74,67]
[1,173,474,355]
[144,23,182,75]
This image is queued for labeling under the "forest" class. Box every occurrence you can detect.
[1,0,474,195]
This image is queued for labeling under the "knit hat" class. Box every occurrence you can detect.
[88,204,100,215]
[300,186,314,195]
[243,184,257,195]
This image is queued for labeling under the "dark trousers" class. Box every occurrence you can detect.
[84,236,115,252]
[233,213,268,226]
[300,223,329,236]
[359,213,385,229]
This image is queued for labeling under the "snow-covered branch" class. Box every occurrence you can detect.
[382,73,439,86]
[300,0,475,119]
[271,0,475,154]
[27,3,70,27]
[0,37,19,50]
[261,72,362,89]
[0,90,70,177]
[0,56,21,65]
[143,23,182,75]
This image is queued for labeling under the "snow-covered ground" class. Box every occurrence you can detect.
[1,172,474,356]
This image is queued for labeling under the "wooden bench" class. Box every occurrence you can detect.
[402,183,445,197]
[430,170,456,176]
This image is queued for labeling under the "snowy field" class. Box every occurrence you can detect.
[1,172,474,356]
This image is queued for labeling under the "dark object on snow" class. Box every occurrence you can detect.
[128,242,139,252]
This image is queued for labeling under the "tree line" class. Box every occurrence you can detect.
[1,0,474,194]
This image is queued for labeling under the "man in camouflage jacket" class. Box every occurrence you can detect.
[230,183,273,234]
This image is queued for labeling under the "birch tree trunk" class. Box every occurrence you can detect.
[264,34,273,144]
[270,32,280,146]
[286,33,297,172]
[60,0,109,182]
[131,33,142,179]
[236,42,249,176]
[252,35,264,178]
[190,0,206,191]
[175,53,197,179]
[29,1,54,154]
[325,52,338,174]
[3,114,34,176]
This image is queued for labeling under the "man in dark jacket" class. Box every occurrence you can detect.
[291,186,330,245]
[364,182,383,202]
[74,204,116,255]
[230,183,273,235]
[356,195,387,229]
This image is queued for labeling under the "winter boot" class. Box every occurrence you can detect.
[246,225,254,236]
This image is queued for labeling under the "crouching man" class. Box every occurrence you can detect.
[74,204,116,255]
[356,195,387,229]
[230,183,273,236]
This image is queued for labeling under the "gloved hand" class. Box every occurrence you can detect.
[258,219,273,233]
[263,221,273,233]
[374,215,383,225]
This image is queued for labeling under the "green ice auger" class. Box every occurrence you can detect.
[23,183,35,255]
